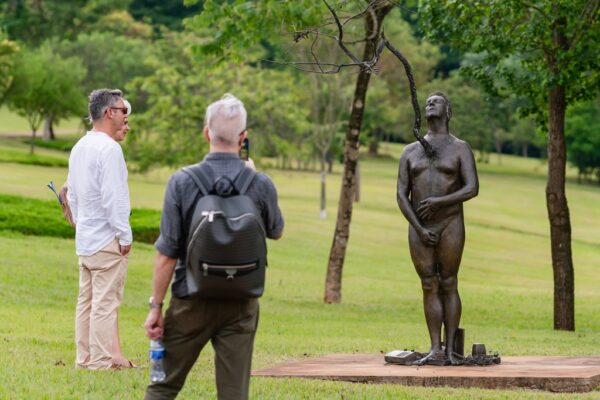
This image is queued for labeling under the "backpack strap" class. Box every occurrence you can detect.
[182,163,214,196]
[233,167,257,195]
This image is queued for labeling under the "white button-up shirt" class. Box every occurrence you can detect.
[67,131,133,256]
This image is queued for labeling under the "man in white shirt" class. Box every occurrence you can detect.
[67,88,134,370]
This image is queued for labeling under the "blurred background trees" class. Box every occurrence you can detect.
[0,0,597,177]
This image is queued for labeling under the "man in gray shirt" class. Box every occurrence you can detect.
[144,94,284,400]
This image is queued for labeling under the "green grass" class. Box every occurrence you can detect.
[0,147,599,398]
[0,106,82,136]
[0,135,72,167]
[22,136,81,152]
[0,146,69,167]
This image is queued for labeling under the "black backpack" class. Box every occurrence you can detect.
[182,163,267,299]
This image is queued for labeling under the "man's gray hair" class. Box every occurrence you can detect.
[204,93,247,145]
[88,88,123,122]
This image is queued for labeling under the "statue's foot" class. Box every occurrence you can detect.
[413,350,447,366]
[447,352,462,366]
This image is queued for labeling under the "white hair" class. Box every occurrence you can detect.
[204,93,247,145]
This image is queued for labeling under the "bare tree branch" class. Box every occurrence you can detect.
[272,1,389,75]
[341,0,380,27]
[260,59,361,74]
[322,0,363,63]
[382,32,435,158]
[516,0,551,21]
[310,31,325,74]
[568,0,600,49]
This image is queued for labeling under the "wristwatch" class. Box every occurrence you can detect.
[148,296,163,310]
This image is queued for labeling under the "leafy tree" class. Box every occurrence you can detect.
[125,32,308,172]
[307,69,352,217]
[0,0,130,45]
[421,0,600,330]
[93,10,153,39]
[565,98,600,183]
[57,32,154,103]
[1,1,144,138]
[185,0,324,62]
[129,0,203,32]
[0,31,18,102]
[5,45,85,153]
[509,116,545,158]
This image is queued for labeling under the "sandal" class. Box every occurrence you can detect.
[111,358,139,369]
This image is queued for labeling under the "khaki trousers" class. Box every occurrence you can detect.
[75,239,128,370]
[145,297,259,400]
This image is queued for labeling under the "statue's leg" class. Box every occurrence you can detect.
[437,215,465,365]
[408,225,444,364]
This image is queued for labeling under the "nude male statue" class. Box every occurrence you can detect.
[397,92,479,365]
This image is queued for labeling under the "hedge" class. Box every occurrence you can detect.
[0,148,68,167]
[0,194,160,244]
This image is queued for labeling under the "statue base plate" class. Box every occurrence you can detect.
[384,349,501,366]
[252,354,600,392]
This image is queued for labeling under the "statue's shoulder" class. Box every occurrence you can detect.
[401,141,421,155]
[449,134,475,156]
[449,134,470,148]
[399,143,420,163]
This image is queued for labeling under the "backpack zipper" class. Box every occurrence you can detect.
[202,262,257,279]
[229,213,267,237]
[187,212,267,258]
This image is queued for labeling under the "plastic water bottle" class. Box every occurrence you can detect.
[149,339,166,383]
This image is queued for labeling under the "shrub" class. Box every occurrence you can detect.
[0,194,160,244]
[0,147,68,167]
[22,136,80,152]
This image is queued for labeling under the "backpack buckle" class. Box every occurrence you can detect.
[201,210,222,222]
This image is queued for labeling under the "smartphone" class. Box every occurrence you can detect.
[239,138,250,161]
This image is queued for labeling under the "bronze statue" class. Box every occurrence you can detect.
[396,92,479,365]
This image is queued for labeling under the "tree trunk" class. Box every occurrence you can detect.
[42,115,55,141]
[29,128,37,155]
[494,133,503,165]
[320,167,327,219]
[354,159,360,203]
[368,126,382,156]
[324,3,392,304]
[546,83,574,331]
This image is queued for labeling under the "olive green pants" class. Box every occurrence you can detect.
[144,297,259,400]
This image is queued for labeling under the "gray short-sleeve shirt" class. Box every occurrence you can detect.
[155,152,284,298]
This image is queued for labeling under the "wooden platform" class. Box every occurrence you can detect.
[252,354,600,392]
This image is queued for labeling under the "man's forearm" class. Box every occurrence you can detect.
[151,252,177,304]
[397,192,424,231]
[435,184,478,207]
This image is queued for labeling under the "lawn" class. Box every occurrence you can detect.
[0,146,599,398]
[0,106,82,136]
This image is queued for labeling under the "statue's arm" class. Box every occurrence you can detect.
[441,143,478,205]
[397,149,439,246]
[459,142,479,201]
[397,150,418,228]
[417,142,479,220]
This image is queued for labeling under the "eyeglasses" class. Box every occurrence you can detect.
[109,107,129,115]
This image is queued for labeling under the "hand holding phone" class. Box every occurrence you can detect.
[239,138,249,161]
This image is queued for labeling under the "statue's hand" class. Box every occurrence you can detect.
[417,197,440,220]
[418,227,439,246]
